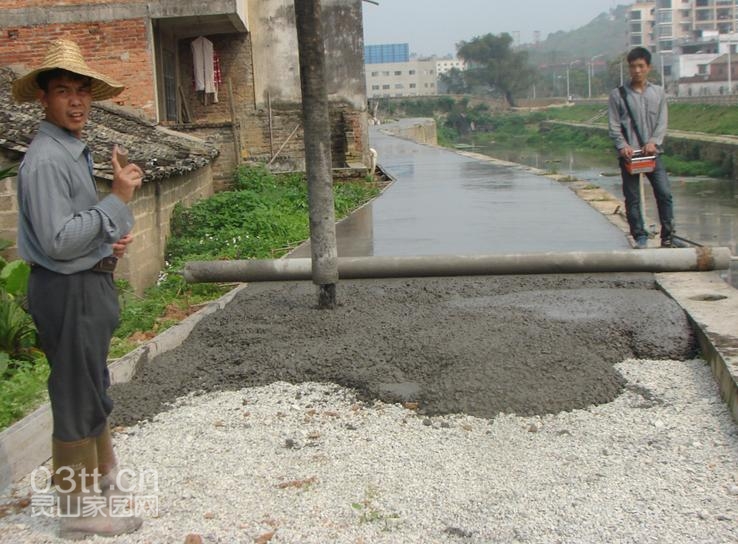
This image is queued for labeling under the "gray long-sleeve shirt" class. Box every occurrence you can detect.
[607,81,668,154]
[17,120,134,274]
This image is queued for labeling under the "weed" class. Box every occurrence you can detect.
[351,486,400,530]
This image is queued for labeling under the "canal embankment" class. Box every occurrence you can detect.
[545,120,738,182]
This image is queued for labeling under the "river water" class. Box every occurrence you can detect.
[479,146,738,257]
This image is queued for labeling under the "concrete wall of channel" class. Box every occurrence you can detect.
[543,120,738,183]
[378,118,438,146]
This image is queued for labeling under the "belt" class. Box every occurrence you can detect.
[28,256,118,273]
[90,256,118,273]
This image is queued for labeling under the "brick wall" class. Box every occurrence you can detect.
[0,154,213,295]
[0,19,157,118]
[0,151,20,259]
[175,125,236,192]
[176,32,368,176]
[0,176,18,258]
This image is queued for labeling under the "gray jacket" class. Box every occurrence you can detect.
[17,120,134,274]
[607,81,668,153]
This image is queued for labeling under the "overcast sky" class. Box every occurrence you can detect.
[362,0,622,57]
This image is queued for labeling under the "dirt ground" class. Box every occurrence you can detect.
[109,273,696,427]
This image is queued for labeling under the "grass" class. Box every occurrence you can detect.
[0,359,49,429]
[668,103,738,135]
[0,165,381,430]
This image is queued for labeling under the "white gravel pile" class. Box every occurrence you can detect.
[1,357,737,543]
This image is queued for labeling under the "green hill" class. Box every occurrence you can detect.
[524,4,630,67]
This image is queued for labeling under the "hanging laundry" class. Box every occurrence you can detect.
[191,36,219,103]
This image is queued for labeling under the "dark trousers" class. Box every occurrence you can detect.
[619,155,674,241]
[28,267,119,441]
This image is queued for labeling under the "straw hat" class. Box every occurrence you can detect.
[12,39,124,103]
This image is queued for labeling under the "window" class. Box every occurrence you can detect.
[698,64,707,74]
[382,71,390,76]
[372,85,380,90]
[409,70,416,75]
[162,48,177,122]
[409,83,416,88]
[371,71,379,77]
[394,71,402,75]
[382,84,390,89]
[395,83,403,89]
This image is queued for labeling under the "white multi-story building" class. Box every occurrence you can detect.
[628,1,738,90]
[436,58,466,75]
[364,43,465,98]
[629,1,657,49]
[676,30,738,94]
[630,0,738,52]
[365,58,440,98]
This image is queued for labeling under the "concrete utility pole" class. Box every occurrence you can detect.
[294,0,339,309]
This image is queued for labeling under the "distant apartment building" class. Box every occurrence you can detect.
[628,1,738,90]
[629,0,738,52]
[436,57,466,75]
[677,31,738,95]
[365,58,438,98]
[364,43,466,98]
[629,2,656,49]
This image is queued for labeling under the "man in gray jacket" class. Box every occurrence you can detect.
[607,46,675,249]
[13,39,144,540]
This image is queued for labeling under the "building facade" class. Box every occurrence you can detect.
[0,0,371,179]
[629,1,657,49]
[436,58,466,75]
[364,43,465,99]
[628,0,738,92]
[365,58,438,98]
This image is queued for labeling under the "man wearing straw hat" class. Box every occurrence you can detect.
[13,39,144,539]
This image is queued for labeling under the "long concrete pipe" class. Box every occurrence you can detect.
[184,247,732,283]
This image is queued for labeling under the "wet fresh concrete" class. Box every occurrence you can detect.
[290,127,631,258]
[290,125,738,432]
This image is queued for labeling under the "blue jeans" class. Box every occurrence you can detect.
[619,155,674,241]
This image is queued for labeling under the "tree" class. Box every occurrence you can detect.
[457,33,536,107]
[438,67,468,94]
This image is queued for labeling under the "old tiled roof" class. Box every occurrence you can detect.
[0,67,218,181]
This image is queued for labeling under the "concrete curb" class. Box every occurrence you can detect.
[0,283,249,492]
[656,271,738,424]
